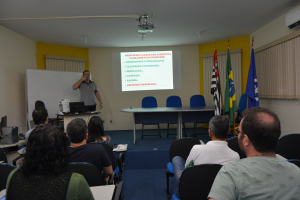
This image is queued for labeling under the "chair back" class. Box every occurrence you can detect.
[90,143,117,170]
[170,137,200,162]
[287,159,300,168]
[179,164,222,200]
[227,136,246,159]
[190,95,206,107]
[276,134,300,160]
[142,96,158,108]
[0,148,8,163]
[237,94,247,113]
[0,163,17,191]
[69,162,104,186]
[35,100,45,109]
[166,96,182,107]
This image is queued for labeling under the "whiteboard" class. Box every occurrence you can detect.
[26,69,87,121]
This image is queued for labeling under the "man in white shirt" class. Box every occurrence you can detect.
[172,115,239,198]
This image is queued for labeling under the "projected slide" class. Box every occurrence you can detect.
[121,51,173,91]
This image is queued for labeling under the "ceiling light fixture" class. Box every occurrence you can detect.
[137,15,154,33]
[197,31,203,39]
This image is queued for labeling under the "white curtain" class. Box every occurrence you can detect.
[203,49,242,108]
[255,36,300,99]
[44,55,86,72]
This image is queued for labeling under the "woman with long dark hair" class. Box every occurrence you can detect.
[87,116,113,150]
[5,124,94,200]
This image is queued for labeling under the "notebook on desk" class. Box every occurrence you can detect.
[69,102,85,114]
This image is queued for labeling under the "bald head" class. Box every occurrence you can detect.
[241,107,281,153]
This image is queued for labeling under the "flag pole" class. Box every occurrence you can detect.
[228,38,236,136]
[213,39,225,115]
[247,36,254,109]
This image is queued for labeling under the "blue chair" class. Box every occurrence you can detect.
[172,164,222,200]
[236,94,248,123]
[227,136,246,159]
[190,95,206,137]
[166,137,200,198]
[0,163,17,191]
[166,96,187,137]
[141,96,161,138]
[276,134,300,160]
[287,159,300,168]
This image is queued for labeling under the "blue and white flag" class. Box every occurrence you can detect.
[245,48,259,108]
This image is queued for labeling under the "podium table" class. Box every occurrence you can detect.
[57,112,100,132]
[121,106,214,144]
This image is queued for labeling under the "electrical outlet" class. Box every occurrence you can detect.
[110,120,112,123]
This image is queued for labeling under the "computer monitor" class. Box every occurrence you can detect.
[0,115,7,137]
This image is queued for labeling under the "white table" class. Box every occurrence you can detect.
[0,140,25,149]
[121,106,215,144]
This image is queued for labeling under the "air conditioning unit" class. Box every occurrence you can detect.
[286,6,300,29]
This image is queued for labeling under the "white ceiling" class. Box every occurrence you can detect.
[0,0,299,48]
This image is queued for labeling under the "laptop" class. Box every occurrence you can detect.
[69,102,85,114]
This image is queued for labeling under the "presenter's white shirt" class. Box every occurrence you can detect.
[185,140,240,167]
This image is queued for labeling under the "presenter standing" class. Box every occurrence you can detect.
[73,70,103,111]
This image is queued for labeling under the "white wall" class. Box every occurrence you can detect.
[0,25,36,134]
[89,45,200,130]
[250,3,300,136]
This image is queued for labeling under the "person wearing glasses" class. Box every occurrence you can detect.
[208,107,300,200]
[172,115,240,199]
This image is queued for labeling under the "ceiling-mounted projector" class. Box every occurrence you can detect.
[138,24,154,33]
[137,15,154,33]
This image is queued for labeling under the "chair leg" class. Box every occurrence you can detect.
[158,124,161,138]
[167,123,170,137]
[166,171,170,196]
[142,124,144,139]
[193,122,197,137]
[183,123,187,137]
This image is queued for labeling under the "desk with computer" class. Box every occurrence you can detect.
[0,115,24,148]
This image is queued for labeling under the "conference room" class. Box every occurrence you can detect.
[1,1,300,199]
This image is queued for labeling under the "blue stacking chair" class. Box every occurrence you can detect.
[166,96,187,137]
[0,163,17,191]
[227,136,246,159]
[166,137,200,198]
[141,96,161,138]
[172,164,222,200]
[236,94,248,123]
[276,134,300,160]
[190,95,206,137]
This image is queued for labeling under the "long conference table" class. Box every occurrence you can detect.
[121,106,215,144]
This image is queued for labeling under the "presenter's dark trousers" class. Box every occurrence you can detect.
[84,104,96,112]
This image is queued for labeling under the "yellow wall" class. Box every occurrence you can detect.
[36,43,89,70]
[199,35,250,95]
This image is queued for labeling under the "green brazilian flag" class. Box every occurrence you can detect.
[224,49,236,124]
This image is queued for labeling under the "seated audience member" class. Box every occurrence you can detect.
[172,115,240,198]
[87,116,114,150]
[6,124,94,200]
[25,107,48,143]
[67,118,113,178]
[208,107,300,200]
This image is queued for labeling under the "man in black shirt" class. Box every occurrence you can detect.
[67,118,112,177]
